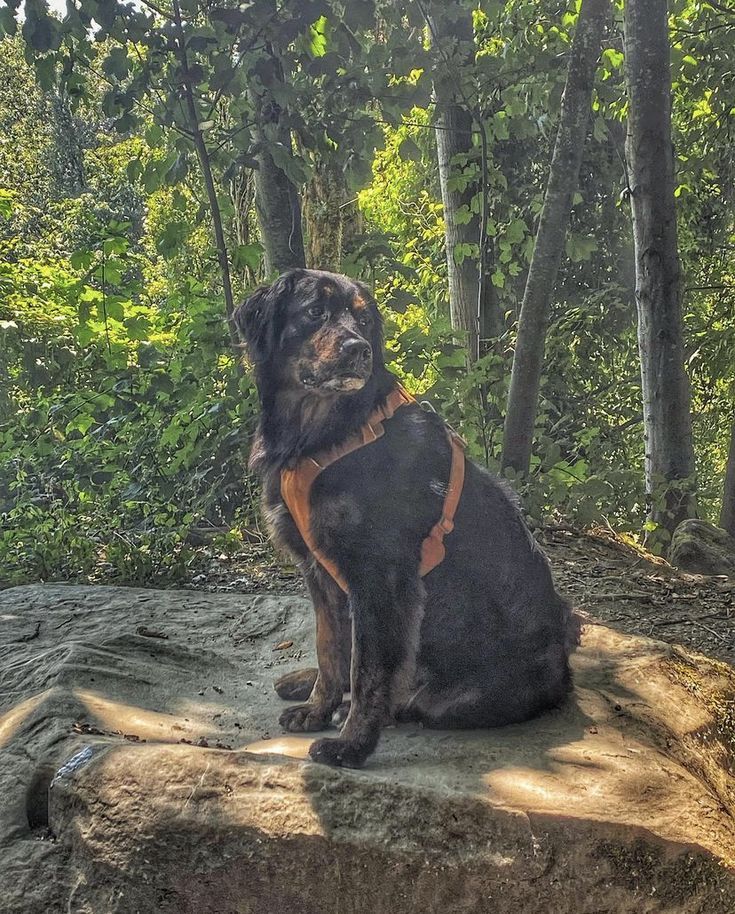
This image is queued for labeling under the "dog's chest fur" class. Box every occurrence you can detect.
[262,470,306,561]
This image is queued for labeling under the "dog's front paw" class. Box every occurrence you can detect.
[309,737,366,768]
[279,703,332,733]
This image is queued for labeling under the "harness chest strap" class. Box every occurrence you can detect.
[280,386,466,594]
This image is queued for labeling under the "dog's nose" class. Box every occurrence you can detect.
[341,338,371,364]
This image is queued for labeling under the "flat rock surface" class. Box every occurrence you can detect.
[1,584,735,913]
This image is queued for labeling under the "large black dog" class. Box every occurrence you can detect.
[235,268,578,768]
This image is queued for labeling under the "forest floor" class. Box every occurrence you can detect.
[167,524,735,669]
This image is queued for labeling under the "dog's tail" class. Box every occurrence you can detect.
[562,596,584,654]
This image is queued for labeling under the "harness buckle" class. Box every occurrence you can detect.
[362,423,379,444]
[437,516,454,535]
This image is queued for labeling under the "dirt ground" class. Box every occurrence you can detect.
[539,525,735,668]
[172,524,735,669]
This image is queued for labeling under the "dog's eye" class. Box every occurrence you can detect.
[307,304,326,320]
[357,315,369,328]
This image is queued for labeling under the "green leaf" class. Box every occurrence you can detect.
[145,124,164,147]
[592,117,607,143]
[103,299,125,322]
[0,190,14,219]
[165,154,189,185]
[565,233,598,263]
[454,205,473,226]
[102,47,131,80]
[453,242,477,264]
[114,112,137,134]
[161,421,183,447]
[397,137,422,162]
[385,288,417,313]
[308,15,328,57]
[505,218,528,245]
[156,220,188,258]
[76,323,94,347]
[601,48,624,70]
[126,159,143,183]
[0,7,17,37]
[269,143,310,186]
[66,413,95,436]
[23,1,60,53]
[232,243,264,272]
[124,316,151,341]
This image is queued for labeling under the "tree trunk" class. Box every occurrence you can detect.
[435,101,480,361]
[720,414,735,536]
[172,0,240,350]
[624,0,697,541]
[431,8,501,362]
[250,62,306,276]
[302,158,355,271]
[230,169,259,286]
[502,0,609,475]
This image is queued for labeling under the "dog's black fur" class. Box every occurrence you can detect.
[235,268,579,768]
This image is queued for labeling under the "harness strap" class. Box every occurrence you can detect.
[419,430,466,577]
[280,385,465,593]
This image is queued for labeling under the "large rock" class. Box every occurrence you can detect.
[1,584,735,913]
[670,518,735,577]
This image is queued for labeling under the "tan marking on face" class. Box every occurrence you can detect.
[352,294,367,311]
[311,326,342,362]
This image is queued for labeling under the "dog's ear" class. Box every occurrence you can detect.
[233,285,272,363]
[234,270,302,363]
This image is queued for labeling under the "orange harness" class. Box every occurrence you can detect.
[280,385,466,593]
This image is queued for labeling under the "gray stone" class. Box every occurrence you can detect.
[1,584,735,913]
[670,518,735,577]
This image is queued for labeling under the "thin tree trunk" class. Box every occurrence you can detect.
[250,60,306,275]
[431,8,501,362]
[502,0,609,475]
[435,100,480,361]
[720,414,735,536]
[172,0,240,350]
[231,169,258,285]
[624,0,697,541]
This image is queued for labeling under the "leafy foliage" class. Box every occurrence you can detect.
[1,0,734,583]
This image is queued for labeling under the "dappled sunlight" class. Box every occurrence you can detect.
[245,735,317,759]
[74,688,216,744]
[0,690,49,749]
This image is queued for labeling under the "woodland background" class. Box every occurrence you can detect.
[0,0,733,587]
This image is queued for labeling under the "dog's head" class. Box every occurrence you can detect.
[234,269,383,395]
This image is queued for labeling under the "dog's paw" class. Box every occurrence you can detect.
[279,703,332,733]
[273,668,318,702]
[309,737,366,768]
